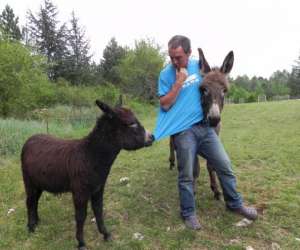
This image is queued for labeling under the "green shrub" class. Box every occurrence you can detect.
[116,39,165,101]
[53,81,121,107]
[0,39,55,117]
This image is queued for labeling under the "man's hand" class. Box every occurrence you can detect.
[176,68,188,85]
[160,68,188,111]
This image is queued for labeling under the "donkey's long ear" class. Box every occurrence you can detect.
[220,51,234,74]
[95,100,115,118]
[198,48,211,75]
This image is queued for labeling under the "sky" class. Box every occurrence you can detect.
[1,0,300,78]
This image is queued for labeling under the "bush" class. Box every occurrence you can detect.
[53,81,121,107]
[116,39,165,101]
[0,39,55,117]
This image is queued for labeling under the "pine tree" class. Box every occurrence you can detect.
[52,23,69,80]
[0,5,22,40]
[288,55,300,97]
[27,0,67,79]
[100,37,127,84]
[66,11,92,85]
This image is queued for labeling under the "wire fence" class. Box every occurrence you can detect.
[225,95,298,104]
[27,106,100,133]
[0,106,100,156]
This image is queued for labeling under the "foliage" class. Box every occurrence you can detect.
[0,35,120,118]
[62,11,92,85]
[25,1,95,85]
[227,84,254,103]
[0,39,54,117]
[288,56,300,96]
[0,4,22,40]
[100,37,127,84]
[233,75,251,91]
[53,80,121,107]
[116,38,165,101]
[230,70,292,102]
[26,0,68,80]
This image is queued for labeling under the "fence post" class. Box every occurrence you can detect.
[46,116,49,134]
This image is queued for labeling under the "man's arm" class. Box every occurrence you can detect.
[160,68,188,111]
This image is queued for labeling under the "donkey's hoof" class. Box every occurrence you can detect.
[214,192,221,200]
[27,224,37,233]
[104,232,112,241]
[78,246,88,250]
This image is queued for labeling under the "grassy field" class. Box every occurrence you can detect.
[0,100,300,249]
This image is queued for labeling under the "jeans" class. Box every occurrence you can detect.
[173,122,243,218]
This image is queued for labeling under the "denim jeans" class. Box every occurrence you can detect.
[173,122,243,218]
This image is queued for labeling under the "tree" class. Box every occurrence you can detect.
[51,23,69,80]
[64,11,92,85]
[100,37,127,84]
[27,0,68,80]
[269,70,290,96]
[0,39,54,117]
[288,55,300,97]
[227,84,251,103]
[0,5,22,40]
[116,38,165,101]
[270,70,290,84]
[234,75,251,90]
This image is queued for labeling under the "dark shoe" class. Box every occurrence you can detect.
[228,206,258,220]
[183,215,202,230]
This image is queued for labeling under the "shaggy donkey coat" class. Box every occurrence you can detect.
[21,100,153,250]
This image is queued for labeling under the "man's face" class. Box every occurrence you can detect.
[168,46,191,69]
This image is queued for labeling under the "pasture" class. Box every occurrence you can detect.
[0,100,300,249]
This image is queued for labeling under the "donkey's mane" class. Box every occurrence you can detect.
[203,69,230,91]
[211,66,220,71]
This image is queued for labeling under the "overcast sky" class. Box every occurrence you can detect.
[1,0,300,78]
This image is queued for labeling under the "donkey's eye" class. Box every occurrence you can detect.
[201,88,209,96]
[128,123,138,128]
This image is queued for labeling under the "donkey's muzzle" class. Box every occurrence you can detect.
[208,117,220,127]
[144,130,154,147]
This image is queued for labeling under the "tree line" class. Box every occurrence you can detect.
[228,70,293,103]
[1,0,300,116]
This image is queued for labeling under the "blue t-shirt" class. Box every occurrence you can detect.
[153,59,204,140]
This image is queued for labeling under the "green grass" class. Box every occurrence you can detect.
[0,100,300,249]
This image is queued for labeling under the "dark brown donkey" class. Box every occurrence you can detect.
[21,100,153,250]
[169,48,234,200]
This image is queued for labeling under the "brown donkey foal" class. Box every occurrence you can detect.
[21,100,153,250]
[169,48,233,200]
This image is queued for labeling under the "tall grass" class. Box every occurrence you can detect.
[0,101,156,157]
[0,100,299,249]
[0,116,84,157]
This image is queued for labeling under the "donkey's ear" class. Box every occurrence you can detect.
[198,48,211,75]
[95,100,115,118]
[220,51,234,74]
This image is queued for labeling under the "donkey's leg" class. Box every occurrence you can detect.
[72,192,88,250]
[25,185,43,232]
[169,136,176,170]
[207,163,221,200]
[207,122,222,200]
[193,157,200,194]
[91,186,111,241]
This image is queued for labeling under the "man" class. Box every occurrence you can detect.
[153,35,257,230]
